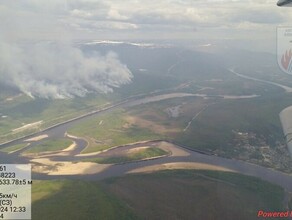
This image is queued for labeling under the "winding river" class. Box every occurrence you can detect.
[0,86,292,192]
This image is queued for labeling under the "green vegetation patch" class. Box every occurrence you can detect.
[24,138,72,153]
[0,94,108,143]
[32,180,137,220]
[104,170,285,220]
[86,147,168,164]
[0,143,28,153]
[30,170,285,220]
[69,109,163,153]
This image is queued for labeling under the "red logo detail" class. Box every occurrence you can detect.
[281,49,292,70]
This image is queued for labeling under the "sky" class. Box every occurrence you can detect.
[0,0,291,51]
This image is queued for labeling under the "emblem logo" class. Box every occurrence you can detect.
[277,27,292,74]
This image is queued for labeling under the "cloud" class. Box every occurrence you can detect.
[0,42,132,99]
[0,0,289,53]
[0,0,287,42]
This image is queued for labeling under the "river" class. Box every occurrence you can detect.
[0,89,291,192]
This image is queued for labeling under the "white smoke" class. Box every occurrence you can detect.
[0,42,132,99]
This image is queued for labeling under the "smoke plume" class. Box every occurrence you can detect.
[0,42,132,99]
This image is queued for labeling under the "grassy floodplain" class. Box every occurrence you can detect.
[24,138,72,153]
[0,94,108,144]
[68,109,163,153]
[0,143,28,153]
[84,147,168,164]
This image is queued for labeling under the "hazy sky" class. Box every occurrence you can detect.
[0,0,290,98]
[0,0,290,48]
